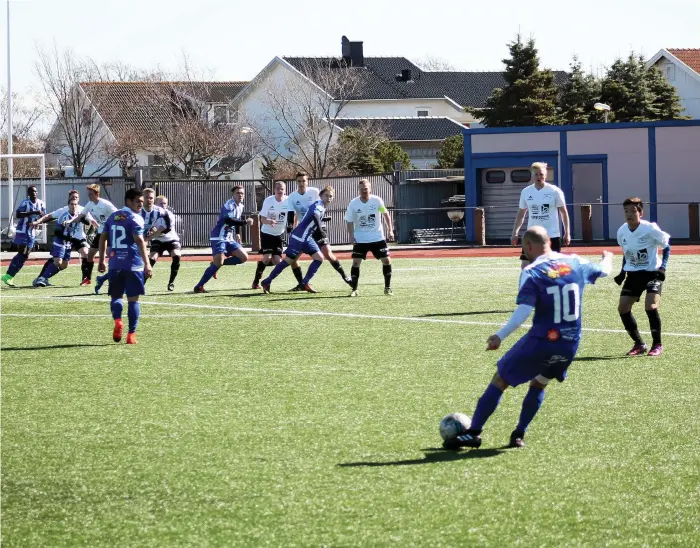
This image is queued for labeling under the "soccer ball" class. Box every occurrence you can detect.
[439,412,472,441]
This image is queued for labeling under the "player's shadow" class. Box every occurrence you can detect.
[1,343,112,351]
[420,310,511,318]
[264,294,350,302]
[338,448,503,468]
[572,356,621,362]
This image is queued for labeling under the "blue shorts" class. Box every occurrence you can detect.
[285,236,320,260]
[108,270,146,299]
[51,239,72,261]
[211,240,241,257]
[497,335,579,387]
[13,233,36,249]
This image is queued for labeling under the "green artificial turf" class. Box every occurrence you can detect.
[2,255,699,546]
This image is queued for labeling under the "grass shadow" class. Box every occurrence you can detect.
[338,448,503,467]
[572,356,622,362]
[2,343,113,351]
[420,310,511,317]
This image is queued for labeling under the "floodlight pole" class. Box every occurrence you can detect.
[6,0,14,218]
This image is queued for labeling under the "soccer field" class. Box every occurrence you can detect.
[2,255,699,547]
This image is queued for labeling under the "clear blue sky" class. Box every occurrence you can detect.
[3,0,700,94]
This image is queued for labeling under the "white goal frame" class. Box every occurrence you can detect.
[1,154,47,244]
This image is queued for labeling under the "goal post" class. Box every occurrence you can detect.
[1,154,47,244]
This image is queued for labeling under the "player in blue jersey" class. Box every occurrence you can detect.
[261,185,335,294]
[98,188,153,345]
[443,226,613,450]
[2,186,46,287]
[193,185,254,293]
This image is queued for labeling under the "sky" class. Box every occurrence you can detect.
[2,0,700,96]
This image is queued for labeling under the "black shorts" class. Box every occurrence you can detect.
[621,271,664,300]
[150,240,181,256]
[312,227,329,247]
[260,232,284,257]
[89,232,103,249]
[352,240,390,260]
[69,238,89,251]
[520,236,561,260]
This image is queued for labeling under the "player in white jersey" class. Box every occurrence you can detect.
[149,195,182,291]
[81,184,118,286]
[614,197,671,357]
[511,162,570,268]
[287,172,352,290]
[344,179,395,296]
[252,181,289,289]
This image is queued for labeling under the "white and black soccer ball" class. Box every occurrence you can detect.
[439,412,471,441]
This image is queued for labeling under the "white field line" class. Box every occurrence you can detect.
[0,313,303,319]
[2,294,699,339]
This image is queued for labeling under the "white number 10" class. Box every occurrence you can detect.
[546,283,580,324]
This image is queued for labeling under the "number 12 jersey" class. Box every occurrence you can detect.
[104,208,145,271]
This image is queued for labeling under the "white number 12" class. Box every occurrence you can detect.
[110,225,127,249]
[546,283,580,324]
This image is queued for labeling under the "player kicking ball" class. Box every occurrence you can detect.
[443,226,612,450]
[98,189,152,345]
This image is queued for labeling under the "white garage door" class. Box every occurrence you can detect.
[481,167,555,240]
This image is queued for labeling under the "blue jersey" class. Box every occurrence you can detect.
[290,200,325,242]
[54,207,84,241]
[210,199,245,241]
[517,253,606,342]
[104,208,145,271]
[141,206,165,233]
[15,198,46,237]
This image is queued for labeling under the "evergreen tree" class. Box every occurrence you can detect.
[559,57,601,124]
[375,141,411,173]
[468,35,562,127]
[600,54,654,122]
[436,134,464,168]
[645,64,687,120]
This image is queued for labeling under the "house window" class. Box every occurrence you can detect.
[213,105,227,124]
[511,169,531,183]
[485,170,506,183]
[665,64,675,81]
[416,108,430,117]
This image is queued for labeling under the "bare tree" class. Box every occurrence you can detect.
[35,46,119,176]
[414,56,456,72]
[247,59,364,178]
[1,88,50,177]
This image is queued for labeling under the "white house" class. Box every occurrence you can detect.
[648,48,700,119]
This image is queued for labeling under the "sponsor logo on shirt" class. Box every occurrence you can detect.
[547,329,560,342]
[113,213,127,221]
[546,263,572,279]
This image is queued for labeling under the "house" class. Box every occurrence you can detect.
[46,81,247,178]
[233,36,568,174]
[648,49,700,119]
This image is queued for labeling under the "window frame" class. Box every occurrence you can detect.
[485,170,506,184]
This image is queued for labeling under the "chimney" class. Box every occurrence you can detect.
[341,36,351,62]
[341,36,364,67]
[396,68,413,82]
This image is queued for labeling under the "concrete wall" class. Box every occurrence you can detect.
[470,132,560,154]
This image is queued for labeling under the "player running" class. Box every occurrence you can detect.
[344,179,395,296]
[30,194,97,287]
[98,188,152,345]
[511,162,571,268]
[193,185,253,293]
[252,181,289,289]
[261,185,335,294]
[148,195,182,291]
[81,184,118,286]
[2,185,46,287]
[614,197,671,357]
[287,172,351,290]
[443,226,612,450]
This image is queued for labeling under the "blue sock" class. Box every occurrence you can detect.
[302,260,323,284]
[223,256,242,266]
[44,262,60,279]
[7,253,28,276]
[471,383,504,431]
[515,386,545,434]
[196,263,219,287]
[128,301,140,333]
[110,298,124,321]
[264,261,290,283]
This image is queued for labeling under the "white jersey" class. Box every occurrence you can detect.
[152,209,181,243]
[259,195,289,237]
[344,195,388,244]
[617,220,670,272]
[288,188,320,222]
[49,205,93,240]
[83,198,118,233]
[519,183,566,238]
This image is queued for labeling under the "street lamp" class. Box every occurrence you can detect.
[594,102,611,123]
[241,126,254,181]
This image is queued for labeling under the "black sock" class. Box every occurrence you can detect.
[39,259,53,278]
[149,257,157,268]
[620,312,644,345]
[85,260,94,281]
[330,260,347,279]
[81,258,90,280]
[169,256,181,285]
[254,261,268,283]
[645,308,662,346]
[292,266,304,285]
[351,266,360,290]
[382,264,392,289]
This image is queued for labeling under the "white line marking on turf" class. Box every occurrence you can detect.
[0,313,302,319]
[2,294,699,339]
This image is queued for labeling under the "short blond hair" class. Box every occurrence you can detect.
[156,195,167,201]
[320,185,335,197]
[143,188,155,195]
[86,184,100,194]
[531,162,548,172]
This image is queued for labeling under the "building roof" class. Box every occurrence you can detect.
[334,117,465,141]
[80,81,247,142]
[283,57,569,108]
[667,48,700,74]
